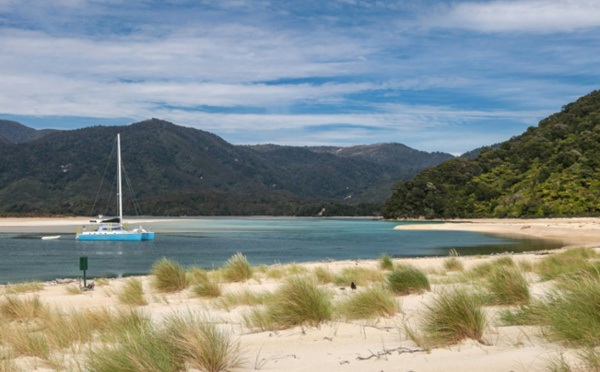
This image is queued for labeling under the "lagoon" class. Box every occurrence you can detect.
[0,217,562,283]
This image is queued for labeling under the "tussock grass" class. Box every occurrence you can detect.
[313,266,333,284]
[486,265,530,305]
[337,284,398,320]
[0,295,49,322]
[443,257,464,272]
[193,279,222,298]
[470,256,516,278]
[535,247,598,281]
[245,276,332,330]
[265,266,286,280]
[215,290,270,310]
[387,265,430,295]
[333,267,384,287]
[223,252,253,282]
[379,254,394,271]
[151,257,189,292]
[412,288,487,348]
[166,313,243,372]
[3,282,44,295]
[94,277,110,286]
[117,278,147,306]
[2,326,50,359]
[65,285,82,295]
[187,266,209,285]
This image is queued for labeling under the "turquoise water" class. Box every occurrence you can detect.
[0,218,562,283]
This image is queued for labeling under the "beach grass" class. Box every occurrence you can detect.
[387,264,431,295]
[187,266,209,285]
[246,276,332,330]
[117,278,147,306]
[215,289,270,310]
[415,288,487,348]
[222,252,253,282]
[151,257,189,292]
[333,266,384,287]
[535,247,598,281]
[486,265,530,305]
[313,266,334,284]
[166,313,243,372]
[65,284,82,295]
[2,282,44,295]
[192,279,222,298]
[379,254,394,270]
[336,284,399,320]
[0,295,49,322]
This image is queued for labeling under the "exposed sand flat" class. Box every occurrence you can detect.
[395,217,600,246]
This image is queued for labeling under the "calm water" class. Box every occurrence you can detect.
[0,217,562,283]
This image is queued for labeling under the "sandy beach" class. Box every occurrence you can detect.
[1,217,600,371]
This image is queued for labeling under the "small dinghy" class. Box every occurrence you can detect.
[41,235,61,240]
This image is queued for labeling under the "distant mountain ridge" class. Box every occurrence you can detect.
[0,119,453,216]
[0,120,59,144]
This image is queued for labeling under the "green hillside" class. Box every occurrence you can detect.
[0,119,452,216]
[383,90,600,219]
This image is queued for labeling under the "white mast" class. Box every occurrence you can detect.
[117,134,123,223]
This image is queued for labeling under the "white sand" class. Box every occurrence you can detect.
[2,217,599,371]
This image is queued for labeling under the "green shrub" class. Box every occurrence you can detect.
[151,257,189,292]
[387,265,430,295]
[223,253,253,282]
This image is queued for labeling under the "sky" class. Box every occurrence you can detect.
[0,0,599,155]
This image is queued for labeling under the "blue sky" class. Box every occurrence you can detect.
[0,0,598,154]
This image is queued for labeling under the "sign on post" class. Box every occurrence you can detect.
[80,256,88,288]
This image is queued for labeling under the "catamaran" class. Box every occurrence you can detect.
[76,134,154,241]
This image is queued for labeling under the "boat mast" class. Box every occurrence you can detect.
[117,134,123,223]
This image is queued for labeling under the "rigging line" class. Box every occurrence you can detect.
[102,172,117,217]
[121,163,143,217]
[87,137,117,217]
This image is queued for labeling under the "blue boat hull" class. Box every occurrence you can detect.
[77,232,154,241]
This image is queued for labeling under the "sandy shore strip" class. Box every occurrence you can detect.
[395,217,600,246]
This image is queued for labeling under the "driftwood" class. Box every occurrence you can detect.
[356,347,426,361]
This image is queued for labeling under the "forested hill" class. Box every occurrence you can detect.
[0,120,58,144]
[383,90,600,219]
[0,119,453,216]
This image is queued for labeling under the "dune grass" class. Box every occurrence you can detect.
[222,252,253,282]
[0,295,49,322]
[245,276,332,330]
[486,265,530,305]
[337,284,399,320]
[333,266,384,287]
[214,289,270,310]
[442,248,464,272]
[379,254,394,271]
[3,282,44,295]
[192,279,222,298]
[117,278,147,306]
[387,264,431,295]
[313,266,334,284]
[411,288,487,348]
[535,247,598,281]
[187,266,210,285]
[166,313,244,372]
[151,257,189,292]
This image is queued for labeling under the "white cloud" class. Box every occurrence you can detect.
[430,0,600,33]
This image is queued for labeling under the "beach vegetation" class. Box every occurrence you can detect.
[166,313,244,372]
[336,284,399,320]
[187,266,209,285]
[414,288,487,348]
[245,276,332,330]
[534,248,597,281]
[65,284,82,295]
[386,264,431,295]
[379,254,394,270]
[333,267,384,287]
[117,278,147,306]
[94,277,110,286]
[192,279,222,298]
[486,265,530,305]
[215,290,270,310]
[223,252,253,282]
[151,257,189,292]
[313,266,334,284]
[3,282,44,295]
[443,249,464,272]
[0,295,49,322]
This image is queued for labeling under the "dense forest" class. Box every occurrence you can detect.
[0,119,452,216]
[383,90,600,219]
